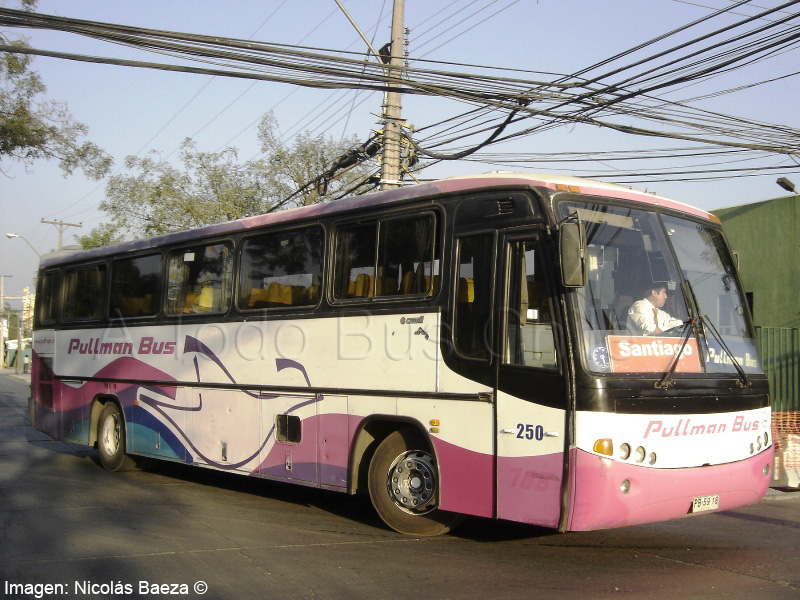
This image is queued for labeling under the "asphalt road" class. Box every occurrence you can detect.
[1,373,798,599]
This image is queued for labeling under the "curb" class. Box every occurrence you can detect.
[1,370,31,385]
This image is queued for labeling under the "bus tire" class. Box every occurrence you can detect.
[97,402,135,472]
[367,429,462,536]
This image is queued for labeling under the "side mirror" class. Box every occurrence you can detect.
[560,221,588,287]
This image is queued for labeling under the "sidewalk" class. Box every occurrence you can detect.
[765,487,800,500]
[1,366,31,385]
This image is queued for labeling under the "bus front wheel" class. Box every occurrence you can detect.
[97,402,135,472]
[367,429,462,536]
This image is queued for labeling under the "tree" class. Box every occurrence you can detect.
[102,138,276,237]
[0,0,112,179]
[97,113,376,239]
[257,112,376,207]
[76,223,124,250]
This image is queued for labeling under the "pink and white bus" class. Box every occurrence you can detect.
[30,173,772,535]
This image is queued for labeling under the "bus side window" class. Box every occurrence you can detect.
[63,266,105,321]
[333,214,439,301]
[166,242,233,315]
[503,240,557,370]
[376,214,438,298]
[454,235,494,360]
[238,226,324,310]
[333,223,376,300]
[109,254,163,318]
[36,270,61,326]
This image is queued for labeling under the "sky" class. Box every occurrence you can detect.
[1,0,799,307]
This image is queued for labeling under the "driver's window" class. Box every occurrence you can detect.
[503,239,557,370]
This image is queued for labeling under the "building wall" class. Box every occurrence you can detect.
[713,195,800,329]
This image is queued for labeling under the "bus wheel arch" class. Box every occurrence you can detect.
[88,396,111,448]
[356,419,462,536]
[349,416,429,496]
[94,397,136,472]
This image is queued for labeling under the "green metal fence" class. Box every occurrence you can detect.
[756,327,799,413]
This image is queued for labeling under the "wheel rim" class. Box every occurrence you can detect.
[386,450,437,515]
[101,413,120,456]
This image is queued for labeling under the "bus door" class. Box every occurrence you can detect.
[495,229,567,528]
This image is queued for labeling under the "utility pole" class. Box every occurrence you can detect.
[380,0,405,190]
[15,311,23,375]
[41,218,82,250]
[333,0,406,190]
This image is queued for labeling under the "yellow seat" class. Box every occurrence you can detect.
[400,272,439,296]
[458,278,474,303]
[400,271,415,294]
[120,294,154,316]
[196,286,214,311]
[290,285,308,305]
[247,288,268,308]
[354,273,373,298]
[184,292,200,313]
[424,275,440,296]
[375,276,397,296]
[267,282,290,305]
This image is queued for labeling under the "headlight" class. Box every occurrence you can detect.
[618,443,631,460]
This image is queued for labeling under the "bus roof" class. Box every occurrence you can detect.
[39,172,714,267]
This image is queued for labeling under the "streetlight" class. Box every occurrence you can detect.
[6,233,40,257]
[776,177,796,193]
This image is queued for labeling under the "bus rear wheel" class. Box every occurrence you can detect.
[367,429,462,536]
[97,402,135,472]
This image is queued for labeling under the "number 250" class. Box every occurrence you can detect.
[516,423,544,441]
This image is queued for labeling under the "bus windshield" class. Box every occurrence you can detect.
[560,199,761,376]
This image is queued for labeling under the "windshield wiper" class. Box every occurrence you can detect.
[660,280,751,389]
[682,279,751,388]
[698,313,752,388]
[655,318,696,390]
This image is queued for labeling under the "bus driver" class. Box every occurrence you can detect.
[627,282,683,336]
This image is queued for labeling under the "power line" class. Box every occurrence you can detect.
[4,3,800,212]
[409,0,800,158]
[6,29,794,158]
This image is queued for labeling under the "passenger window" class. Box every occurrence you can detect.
[334,223,376,299]
[110,254,162,318]
[377,215,438,297]
[503,240,557,370]
[166,242,234,315]
[239,227,323,310]
[334,214,438,300]
[63,266,105,320]
[36,270,61,325]
[454,235,494,360]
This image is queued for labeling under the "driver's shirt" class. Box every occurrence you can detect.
[627,298,683,335]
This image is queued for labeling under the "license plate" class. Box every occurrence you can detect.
[691,494,720,513]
